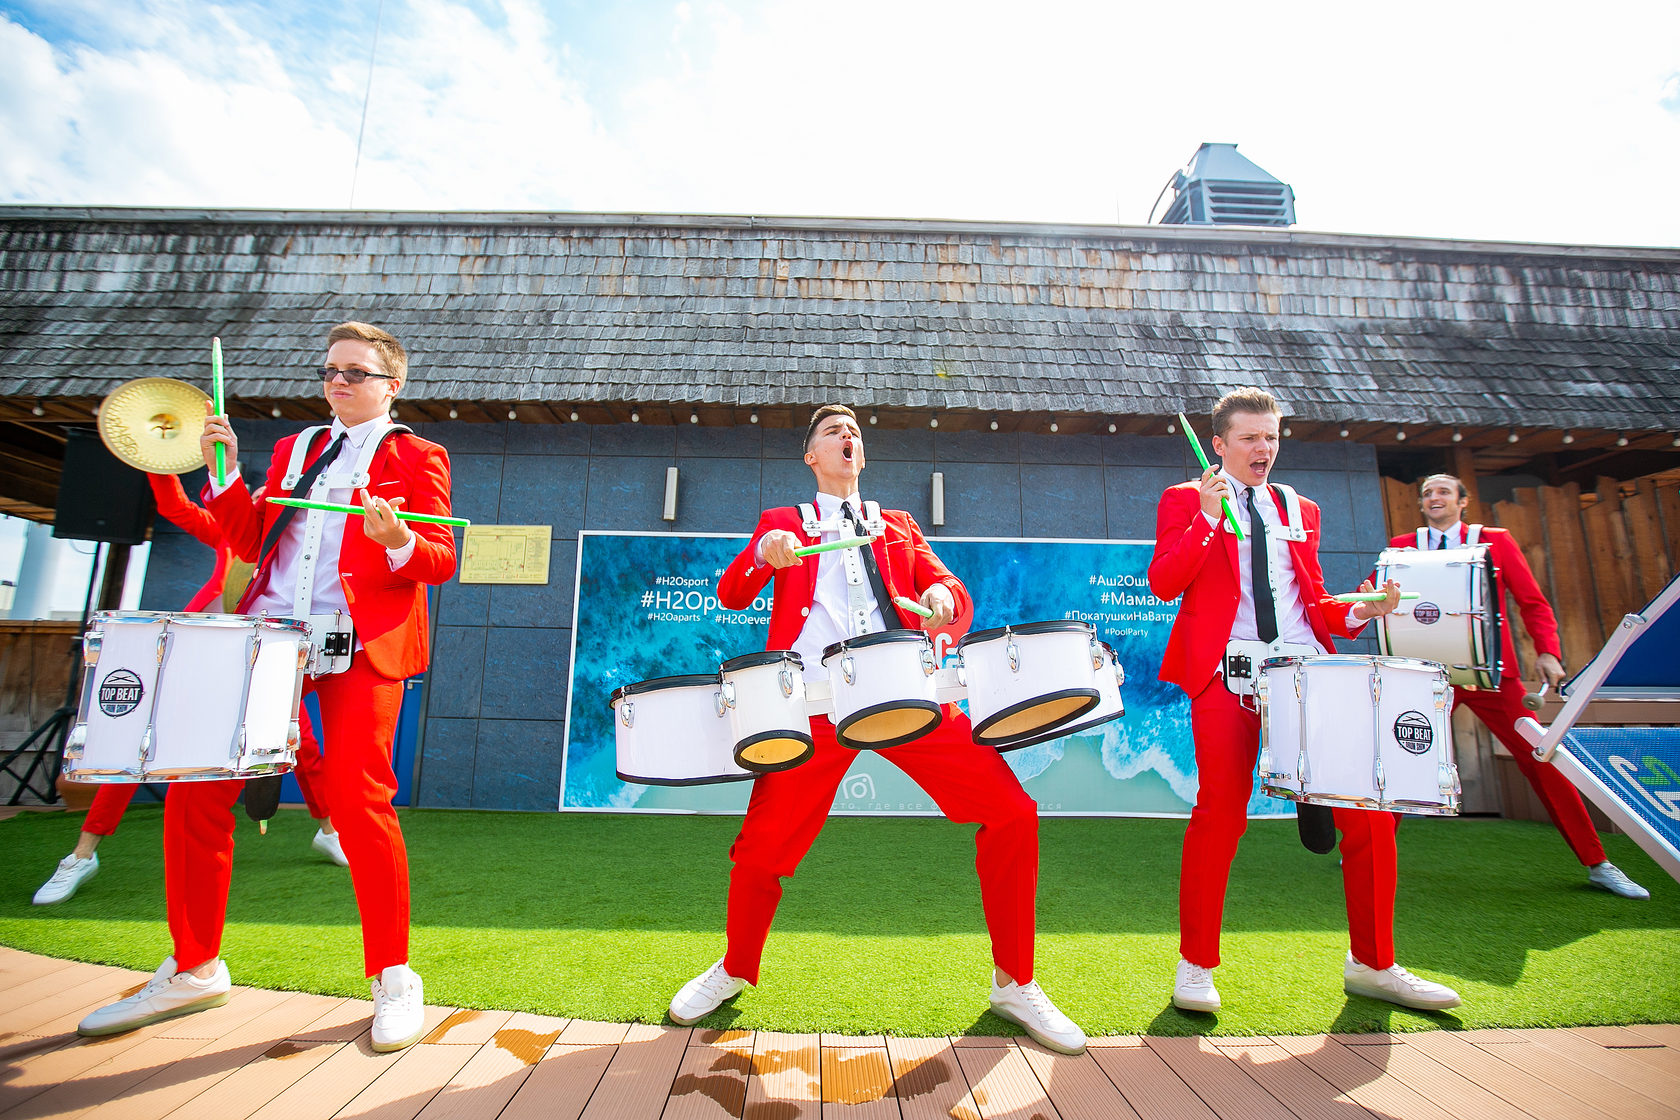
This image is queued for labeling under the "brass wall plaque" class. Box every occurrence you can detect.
[459,525,552,585]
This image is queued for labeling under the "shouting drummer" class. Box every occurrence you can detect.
[1150,388,1462,1014]
[666,404,1088,1054]
[1394,475,1646,899]
[76,322,456,1052]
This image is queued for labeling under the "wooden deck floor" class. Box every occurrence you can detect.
[2,947,1676,1120]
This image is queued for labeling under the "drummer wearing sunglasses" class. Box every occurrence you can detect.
[666,404,1089,1055]
[1394,476,1647,900]
[76,322,457,1053]
[1151,388,1463,1016]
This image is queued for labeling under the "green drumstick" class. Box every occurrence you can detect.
[266,496,471,527]
[792,535,879,558]
[211,337,226,486]
[1333,591,1422,603]
[892,595,935,619]
[1176,411,1243,542]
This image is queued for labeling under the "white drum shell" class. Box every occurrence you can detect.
[613,679,748,786]
[960,624,1101,744]
[822,634,941,748]
[1374,546,1499,690]
[991,642,1126,752]
[721,656,812,769]
[1259,655,1460,815]
[65,612,309,782]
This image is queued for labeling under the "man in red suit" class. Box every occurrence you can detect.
[32,475,342,907]
[1395,474,1646,899]
[1151,388,1462,1014]
[667,404,1087,1054]
[78,322,456,1051]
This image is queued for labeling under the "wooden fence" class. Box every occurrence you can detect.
[1379,473,1680,819]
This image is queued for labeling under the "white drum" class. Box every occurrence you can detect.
[821,630,943,749]
[1258,655,1460,816]
[1374,546,1503,690]
[720,651,814,772]
[992,641,1126,753]
[956,620,1102,747]
[610,674,753,786]
[64,611,311,782]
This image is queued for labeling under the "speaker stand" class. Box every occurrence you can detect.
[1,543,102,806]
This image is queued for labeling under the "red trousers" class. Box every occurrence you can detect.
[83,712,328,836]
[165,659,406,976]
[1455,677,1605,866]
[1182,680,1398,971]
[724,706,1039,986]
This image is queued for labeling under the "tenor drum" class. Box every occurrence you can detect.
[64,611,310,782]
[719,651,814,772]
[822,630,943,749]
[610,674,753,786]
[991,641,1126,752]
[1258,655,1460,816]
[956,620,1102,747]
[1374,546,1502,690]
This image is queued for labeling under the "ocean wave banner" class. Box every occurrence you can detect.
[561,530,1291,818]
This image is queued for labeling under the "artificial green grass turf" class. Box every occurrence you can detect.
[2,805,1675,1038]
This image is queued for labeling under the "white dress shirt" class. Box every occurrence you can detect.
[767,490,886,682]
[1204,471,1327,652]
[213,414,415,623]
[1428,522,1465,549]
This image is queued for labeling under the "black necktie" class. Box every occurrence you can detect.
[259,431,347,561]
[841,501,896,622]
[1247,486,1278,643]
[1436,530,1448,550]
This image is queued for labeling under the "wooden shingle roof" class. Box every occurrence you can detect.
[2,207,1678,436]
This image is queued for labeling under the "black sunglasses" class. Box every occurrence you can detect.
[317,366,396,385]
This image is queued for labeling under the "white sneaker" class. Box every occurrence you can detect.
[1172,958,1220,1013]
[370,964,426,1052]
[77,956,231,1036]
[1343,954,1461,1010]
[34,853,99,905]
[989,977,1087,1054]
[312,829,350,868]
[1588,862,1649,900]
[668,959,747,1026]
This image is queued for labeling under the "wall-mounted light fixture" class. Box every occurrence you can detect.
[1507,429,1519,444]
[1451,428,1463,443]
[1616,433,1629,447]
[931,471,945,527]
[1561,430,1575,444]
[663,466,679,521]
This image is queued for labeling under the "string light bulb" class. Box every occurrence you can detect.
[689,413,699,424]
[31,403,44,416]
[271,406,283,418]
[1282,425,1292,437]
[1049,421,1059,433]
[749,412,759,424]
[447,406,459,420]
[1507,429,1519,443]
[1395,427,1407,442]
[1561,430,1574,444]
[631,411,640,423]
[507,408,518,421]
[1338,427,1350,438]
[1451,429,1463,443]
[869,414,878,426]
[1107,422,1117,433]
[929,416,939,429]
[990,419,999,431]
[569,410,580,422]
[1616,433,1629,447]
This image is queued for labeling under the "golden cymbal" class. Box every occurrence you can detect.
[97,377,211,475]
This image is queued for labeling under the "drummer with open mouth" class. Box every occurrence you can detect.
[1150,388,1463,1015]
[74,322,456,1052]
[666,404,1089,1054]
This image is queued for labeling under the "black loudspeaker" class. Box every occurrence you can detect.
[54,428,156,545]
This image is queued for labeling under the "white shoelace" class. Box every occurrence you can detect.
[48,858,86,884]
[1017,981,1057,1020]
[375,977,419,1019]
[1182,964,1214,987]
[694,966,738,999]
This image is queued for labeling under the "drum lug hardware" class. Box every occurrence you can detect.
[1006,635,1020,674]
[82,632,102,665]
[840,655,856,687]
[1370,666,1385,798]
[721,681,737,710]
[919,647,937,676]
[65,722,87,759]
[620,700,635,728]
[288,720,301,750]
[778,668,796,697]
[1089,638,1103,671]
[230,724,248,763]
[1294,662,1310,784]
[139,724,156,765]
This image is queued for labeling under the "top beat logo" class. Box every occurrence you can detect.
[1412,602,1442,625]
[97,669,145,716]
[1392,710,1434,755]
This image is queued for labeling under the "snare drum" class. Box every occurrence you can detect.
[1374,546,1503,690]
[720,651,814,772]
[822,630,942,749]
[64,611,311,782]
[1258,654,1460,815]
[610,674,753,786]
[991,641,1126,752]
[956,621,1103,747]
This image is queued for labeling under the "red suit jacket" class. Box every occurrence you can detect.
[719,506,971,651]
[1387,526,1562,670]
[205,428,456,681]
[1149,482,1355,696]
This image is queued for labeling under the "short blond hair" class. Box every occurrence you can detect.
[1211,388,1281,437]
[326,321,408,385]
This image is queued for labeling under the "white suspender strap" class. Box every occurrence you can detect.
[860,500,886,536]
[798,503,821,537]
[345,424,412,489]
[1416,527,1431,549]
[281,426,333,490]
[1269,483,1308,542]
[1465,523,1483,545]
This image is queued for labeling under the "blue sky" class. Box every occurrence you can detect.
[3,0,1678,246]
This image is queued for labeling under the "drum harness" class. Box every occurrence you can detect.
[799,500,887,637]
[1414,524,1483,549]
[1219,482,1316,707]
[274,422,413,676]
